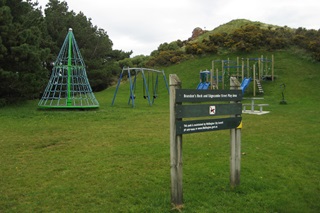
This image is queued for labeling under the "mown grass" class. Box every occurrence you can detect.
[1,51,319,212]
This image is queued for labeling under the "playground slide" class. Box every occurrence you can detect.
[241,77,252,93]
[196,82,210,90]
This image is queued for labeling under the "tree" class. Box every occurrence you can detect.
[44,0,131,91]
[0,0,50,105]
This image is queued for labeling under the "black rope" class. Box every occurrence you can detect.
[143,72,149,99]
[153,73,158,99]
[132,72,136,99]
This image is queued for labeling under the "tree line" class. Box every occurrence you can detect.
[0,0,131,106]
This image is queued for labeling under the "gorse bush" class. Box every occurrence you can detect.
[147,50,192,67]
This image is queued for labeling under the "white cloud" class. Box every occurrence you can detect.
[35,0,320,56]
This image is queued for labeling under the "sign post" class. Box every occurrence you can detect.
[230,77,242,187]
[169,74,242,206]
[169,74,183,206]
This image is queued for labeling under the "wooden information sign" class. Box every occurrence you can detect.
[169,74,242,207]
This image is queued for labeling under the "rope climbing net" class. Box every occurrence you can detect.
[38,28,99,109]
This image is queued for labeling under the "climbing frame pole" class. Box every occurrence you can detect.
[67,29,72,106]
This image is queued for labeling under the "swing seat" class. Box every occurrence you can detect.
[153,95,157,99]
[143,95,148,99]
[130,95,136,99]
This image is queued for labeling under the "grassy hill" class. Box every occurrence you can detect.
[1,50,319,212]
[189,19,283,44]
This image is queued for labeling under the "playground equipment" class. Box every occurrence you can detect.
[240,77,252,94]
[196,69,251,94]
[111,67,169,107]
[211,55,274,96]
[196,70,211,90]
[38,28,99,109]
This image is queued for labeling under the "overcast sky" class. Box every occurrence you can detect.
[35,0,320,56]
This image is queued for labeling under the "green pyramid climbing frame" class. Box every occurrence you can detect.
[38,28,99,109]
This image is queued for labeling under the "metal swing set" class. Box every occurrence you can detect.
[111,67,169,107]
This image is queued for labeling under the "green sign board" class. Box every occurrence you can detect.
[176,89,242,103]
[176,117,242,135]
[176,103,242,118]
[174,88,242,135]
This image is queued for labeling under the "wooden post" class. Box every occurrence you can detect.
[216,69,219,89]
[253,65,256,97]
[272,54,274,81]
[265,56,268,77]
[230,77,241,187]
[211,61,214,89]
[237,57,239,77]
[247,58,249,78]
[227,58,230,74]
[222,60,224,89]
[169,74,183,206]
[241,58,244,80]
[258,55,263,81]
[212,60,215,73]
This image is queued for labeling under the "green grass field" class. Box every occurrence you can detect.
[1,51,319,212]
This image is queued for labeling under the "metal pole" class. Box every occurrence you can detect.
[111,69,124,106]
[67,28,73,106]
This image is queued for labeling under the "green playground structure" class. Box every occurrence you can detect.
[38,28,99,109]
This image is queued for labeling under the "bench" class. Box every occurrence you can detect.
[257,104,269,112]
[243,103,269,112]
[242,104,251,111]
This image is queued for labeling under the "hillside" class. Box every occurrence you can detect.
[128,19,320,68]
[189,19,284,43]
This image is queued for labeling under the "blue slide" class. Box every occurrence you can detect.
[241,77,251,93]
[196,82,210,90]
